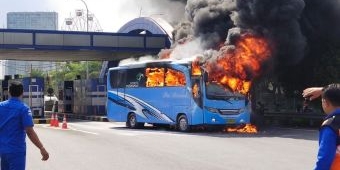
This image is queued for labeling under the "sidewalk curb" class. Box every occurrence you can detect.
[33,118,51,124]
[56,113,108,122]
[35,113,108,124]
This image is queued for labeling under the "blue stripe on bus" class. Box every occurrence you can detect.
[107,96,136,111]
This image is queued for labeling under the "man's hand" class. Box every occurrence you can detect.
[26,127,49,161]
[302,87,323,100]
[40,147,49,161]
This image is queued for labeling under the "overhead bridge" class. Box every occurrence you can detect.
[0,28,171,61]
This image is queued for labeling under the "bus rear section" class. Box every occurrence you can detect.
[107,63,191,130]
[106,61,251,131]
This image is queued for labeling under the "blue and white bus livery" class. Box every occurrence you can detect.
[106,59,251,131]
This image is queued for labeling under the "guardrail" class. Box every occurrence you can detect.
[263,111,324,127]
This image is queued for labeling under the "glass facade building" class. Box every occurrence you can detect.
[5,12,58,78]
[7,12,58,30]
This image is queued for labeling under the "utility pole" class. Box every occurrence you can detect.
[80,0,89,79]
[78,0,89,32]
[73,0,89,79]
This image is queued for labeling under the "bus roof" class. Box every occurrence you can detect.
[109,57,197,70]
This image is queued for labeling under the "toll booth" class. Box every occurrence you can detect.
[72,78,107,115]
[73,79,88,114]
[10,77,45,117]
[86,78,106,115]
[57,81,74,113]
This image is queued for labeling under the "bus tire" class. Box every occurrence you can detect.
[177,115,190,132]
[127,113,137,128]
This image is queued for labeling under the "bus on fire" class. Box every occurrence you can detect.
[106,59,251,131]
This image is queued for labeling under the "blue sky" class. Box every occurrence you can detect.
[0,0,185,32]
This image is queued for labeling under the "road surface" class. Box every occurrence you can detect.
[27,121,318,170]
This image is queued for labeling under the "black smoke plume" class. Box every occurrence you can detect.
[173,0,235,49]
[169,0,340,77]
[233,0,306,67]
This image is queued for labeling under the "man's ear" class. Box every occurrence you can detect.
[324,99,332,108]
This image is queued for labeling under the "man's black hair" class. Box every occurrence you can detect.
[9,81,23,97]
[322,83,340,107]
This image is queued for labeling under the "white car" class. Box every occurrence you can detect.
[44,95,58,112]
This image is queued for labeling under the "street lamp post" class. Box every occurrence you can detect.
[79,0,89,32]
[74,0,89,79]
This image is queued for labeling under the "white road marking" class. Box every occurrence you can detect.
[39,124,98,135]
[68,127,99,135]
[38,122,186,137]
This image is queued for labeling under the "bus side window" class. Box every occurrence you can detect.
[192,79,202,107]
[126,68,145,88]
[146,67,165,87]
[109,70,117,88]
[165,68,186,87]
[110,70,126,88]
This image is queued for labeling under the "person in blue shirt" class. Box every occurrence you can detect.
[0,81,49,170]
[304,84,340,170]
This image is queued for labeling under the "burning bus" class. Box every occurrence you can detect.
[106,58,251,132]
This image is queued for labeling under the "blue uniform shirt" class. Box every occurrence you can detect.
[0,97,34,154]
[315,109,340,170]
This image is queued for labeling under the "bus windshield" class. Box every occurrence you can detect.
[206,82,245,100]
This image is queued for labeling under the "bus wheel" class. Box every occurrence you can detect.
[127,113,137,128]
[177,115,190,132]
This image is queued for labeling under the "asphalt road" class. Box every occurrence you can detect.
[26,121,318,170]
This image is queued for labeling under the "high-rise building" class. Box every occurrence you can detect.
[5,12,58,78]
[7,12,58,30]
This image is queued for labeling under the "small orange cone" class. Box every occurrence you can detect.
[62,114,68,129]
[54,113,59,127]
[49,113,55,127]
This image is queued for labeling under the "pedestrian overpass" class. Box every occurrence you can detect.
[0,17,173,62]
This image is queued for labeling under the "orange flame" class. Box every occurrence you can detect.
[146,68,165,87]
[192,83,199,97]
[205,34,271,94]
[146,67,186,87]
[165,69,186,86]
[226,124,258,133]
[191,59,202,76]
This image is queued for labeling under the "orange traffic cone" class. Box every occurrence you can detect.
[62,114,68,129]
[54,113,59,127]
[49,113,55,127]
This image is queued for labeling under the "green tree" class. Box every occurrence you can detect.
[28,68,46,78]
[48,61,103,90]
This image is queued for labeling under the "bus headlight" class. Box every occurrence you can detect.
[205,106,219,113]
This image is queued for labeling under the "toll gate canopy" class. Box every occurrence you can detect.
[0,17,173,78]
[0,28,171,61]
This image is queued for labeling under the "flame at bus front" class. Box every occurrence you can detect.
[226,124,258,133]
[205,34,271,94]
